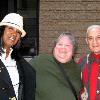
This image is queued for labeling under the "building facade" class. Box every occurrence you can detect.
[39,0,100,60]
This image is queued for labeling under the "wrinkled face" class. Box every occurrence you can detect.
[53,36,73,63]
[86,27,100,54]
[3,26,21,49]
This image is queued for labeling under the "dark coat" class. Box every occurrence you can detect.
[0,50,36,100]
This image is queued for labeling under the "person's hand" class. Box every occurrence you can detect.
[81,87,88,100]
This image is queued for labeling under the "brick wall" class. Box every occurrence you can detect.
[39,0,100,61]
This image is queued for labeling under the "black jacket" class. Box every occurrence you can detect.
[0,50,36,100]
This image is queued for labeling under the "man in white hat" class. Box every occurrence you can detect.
[0,13,36,100]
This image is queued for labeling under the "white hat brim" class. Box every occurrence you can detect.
[0,22,26,37]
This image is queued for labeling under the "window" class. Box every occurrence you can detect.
[17,0,39,57]
[0,0,39,57]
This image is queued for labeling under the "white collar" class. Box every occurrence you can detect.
[0,48,16,66]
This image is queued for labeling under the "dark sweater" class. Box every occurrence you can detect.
[29,54,82,100]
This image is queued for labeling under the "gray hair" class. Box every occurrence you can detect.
[54,32,77,52]
[86,25,100,37]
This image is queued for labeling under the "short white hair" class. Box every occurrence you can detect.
[86,25,100,36]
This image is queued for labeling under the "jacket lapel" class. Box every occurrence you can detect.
[0,59,16,98]
[0,59,13,87]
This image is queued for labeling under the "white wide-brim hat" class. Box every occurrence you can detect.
[0,13,26,37]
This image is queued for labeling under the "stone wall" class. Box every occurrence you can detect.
[39,0,100,61]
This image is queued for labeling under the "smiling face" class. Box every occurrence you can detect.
[86,27,100,54]
[2,26,21,49]
[53,35,74,63]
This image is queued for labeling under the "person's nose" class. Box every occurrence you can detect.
[92,38,97,44]
[61,45,67,50]
[11,30,17,36]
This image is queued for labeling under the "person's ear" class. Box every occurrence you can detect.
[85,38,88,44]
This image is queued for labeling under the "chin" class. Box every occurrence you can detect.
[93,51,100,54]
